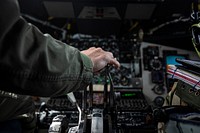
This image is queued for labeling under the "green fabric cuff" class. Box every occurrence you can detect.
[80,53,93,85]
[80,53,93,72]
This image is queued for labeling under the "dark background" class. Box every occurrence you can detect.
[18,0,196,51]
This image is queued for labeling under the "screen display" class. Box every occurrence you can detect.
[120,92,143,99]
[166,55,186,65]
[165,54,187,90]
[121,93,136,97]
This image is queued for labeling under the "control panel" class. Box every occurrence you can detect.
[69,38,141,88]
[115,91,149,111]
[35,37,163,133]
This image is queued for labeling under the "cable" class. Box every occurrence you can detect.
[77,103,82,127]
[148,17,190,35]
[21,13,67,40]
[108,71,114,109]
[22,14,66,32]
[67,92,83,132]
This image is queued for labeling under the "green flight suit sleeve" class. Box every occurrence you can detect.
[0,0,93,97]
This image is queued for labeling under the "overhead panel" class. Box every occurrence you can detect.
[43,1,75,18]
[125,3,156,19]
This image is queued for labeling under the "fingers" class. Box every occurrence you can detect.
[108,57,120,69]
[104,51,120,68]
[81,47,120,72]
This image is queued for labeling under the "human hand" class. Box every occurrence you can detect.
[81,47,120,72]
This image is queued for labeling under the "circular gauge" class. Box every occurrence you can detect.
[154,96,165,107]
[149,57,162,70]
